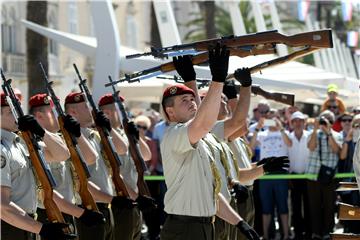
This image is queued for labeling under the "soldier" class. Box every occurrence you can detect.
[159,44,259,240]
[65,92,136,240]
[28,93,105,238]
[0,93,75,240]
[98,93,156,240]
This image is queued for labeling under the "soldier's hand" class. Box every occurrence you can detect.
[262,156,289,174]
[95,111,111,132]
[127,121,140,140]
[173,55,196,82]
[209,43,230,83]
[223,80,237,100]
[78,209,106,227]
[231,183,249,203]
[236,220,260,240]
[111,196,137,209]
[136,195,157,211]
[18,115,45,138]
[39,222,76,240]
[234,67,252,87]
[63,115,81,138]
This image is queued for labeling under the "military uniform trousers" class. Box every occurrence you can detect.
[236,186,255,240]
[214,216,230,240]
[112,204,141,240]
[1,217,36,240]
[36,207,76,239]
[161,214,215,240]
[75,203,114,240]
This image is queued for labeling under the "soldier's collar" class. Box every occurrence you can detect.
[0,129,20,143]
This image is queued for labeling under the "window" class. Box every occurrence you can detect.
[68,1,78,34]
[48,13,58,55]
[125,2,137,48]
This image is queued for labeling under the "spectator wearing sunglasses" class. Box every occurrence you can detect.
[352,106,360,115]
[339,113,360,233]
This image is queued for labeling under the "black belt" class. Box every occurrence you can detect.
[167,214,215,224]
[97,202,111,210]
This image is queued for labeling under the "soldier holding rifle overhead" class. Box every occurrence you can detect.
[0,92,75,240]
[159,44,259,240]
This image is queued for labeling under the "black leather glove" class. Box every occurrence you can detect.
[18,115,45,137]
[173,55,196,82]
[95,111,111,132]
[111,196,137,209]
[39,222,76,240]
[234,67,252,87]
[136,195,157,211]
[127,121,140,140]
[78,209,106,227]
[223,80,238,100]
[209,43,230,83]
[231,183,249,203]
[237,221,260,240]
[262,156,290,174]
[63,115,81,138]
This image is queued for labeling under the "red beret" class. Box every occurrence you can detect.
[98,93,124,107]
[29,93,53,109]
[162,84,195,101]
[65,92,86,105]
[1,92,20,107]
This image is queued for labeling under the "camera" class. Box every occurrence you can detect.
[319,117,328,125]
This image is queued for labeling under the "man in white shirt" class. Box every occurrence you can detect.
[286,111,311,240]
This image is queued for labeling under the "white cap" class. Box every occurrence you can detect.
[291,111,306,121]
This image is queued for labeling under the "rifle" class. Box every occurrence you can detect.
[336,182,359,192]
[106,46,276,86]
[338,203,360,220]
[1,69,71,234]
[73,64,130,197]
[108,76,151,197]
[126,29,332,59]
[39,63,99,212]
[331,233,360,240]
[155,75,295,106]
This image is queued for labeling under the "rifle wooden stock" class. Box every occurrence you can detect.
[1,70,71,234]
[250,85,295,106]
[21,131,70,232]
[91,110,130,197]
[74,64,130,197]
[227,47,318,79]
[126,29,332,59]
[336,182,359,192]
[58,117,99,211]
[331,233,360,240]
[108,76,151,196]
[338,203,360,220]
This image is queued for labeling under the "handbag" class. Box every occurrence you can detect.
[317,134,337,184]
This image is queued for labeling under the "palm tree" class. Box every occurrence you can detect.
[26,1,48,97]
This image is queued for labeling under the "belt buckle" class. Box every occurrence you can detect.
[211,216,215,223]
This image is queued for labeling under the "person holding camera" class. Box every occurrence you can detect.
[306,110,343,240]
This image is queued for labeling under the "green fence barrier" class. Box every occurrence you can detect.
[144,173,356,181]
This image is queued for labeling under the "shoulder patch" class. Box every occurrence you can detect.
[1,155,6,168]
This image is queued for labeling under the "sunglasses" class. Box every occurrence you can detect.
[353,123,360,128]
[341,118,352,122]
[136,125,147,130]
[328,106,338,109]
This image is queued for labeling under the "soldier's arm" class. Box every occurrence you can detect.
[0,186,42,234]
[139,137,152,161]
[216,192,242,224]
[87,181,137,202]
[43,130,70,162]
[111,128,128,155]
[188,82,223,145]
[228,122,248,141]
[77,135,98,165]
[238,167,264,183]
[52,190,84,218]
[222,83,251,139]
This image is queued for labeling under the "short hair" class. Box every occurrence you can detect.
[161,96,175,119]
[134,115,151,129]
